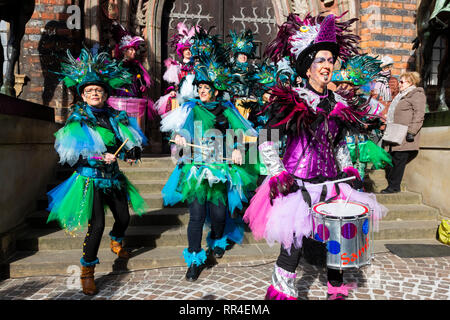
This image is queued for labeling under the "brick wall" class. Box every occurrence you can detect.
[19,0,83,123]
[358,0,419,76]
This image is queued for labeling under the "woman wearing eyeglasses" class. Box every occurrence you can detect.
[381,72,426,194]
[46,49,149,295]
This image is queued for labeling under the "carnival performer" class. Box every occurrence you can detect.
[243,13,388,300]
[47,48,149,295]
[226,29,258,120]
[111,21,152,98]
[160,53,258,282]
[331,54,393,182]
[155,22,197,116]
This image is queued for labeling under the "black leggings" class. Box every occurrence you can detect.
[385,150,418,191]
[187,199,227,253]
[276,244,343,286]
[82,187,130,263]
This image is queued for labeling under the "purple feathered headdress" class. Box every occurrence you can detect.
[265,12,360,77]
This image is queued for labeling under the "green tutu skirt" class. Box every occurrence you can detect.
[162,162,257,215]
[47,171,149,233]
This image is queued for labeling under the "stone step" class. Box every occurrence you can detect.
[120,156,175,169]
[6,238,430,278]
[374,191,422,205]
[375,220,439,240]
[382,204,439,221]
[15,225,256,251]
[130,181,168,193]
[120,168,172,180]
[31,202,437,232]
[6,244,281,278]
[27,208,190,229]
[16,215,440,253]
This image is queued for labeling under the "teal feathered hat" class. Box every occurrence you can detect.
[332,54,382,86]
[252,60,277,88]
[251,57,297,91]
[193,54,230,91]
[190,26,224,59]
[58,48,133,95]
[228,29,256,58]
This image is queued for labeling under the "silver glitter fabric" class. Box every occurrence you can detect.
[271,264,298,298]
[334,139,353,171]
[258,141,286,176]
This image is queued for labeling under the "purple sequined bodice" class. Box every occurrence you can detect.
[283,118,340,179]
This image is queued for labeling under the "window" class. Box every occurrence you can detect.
[1,21,8,76]
[428,36,446,86]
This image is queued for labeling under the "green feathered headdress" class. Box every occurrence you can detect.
[332,54,382,86]
[58,48,133,95]
[193,49,231,91]
[227,29,256,58]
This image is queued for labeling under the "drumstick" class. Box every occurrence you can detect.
[344,188,353,208]
[169,140,235,161]
[169,139,212,150]
[170,139,235,162]
[114,138,129,157]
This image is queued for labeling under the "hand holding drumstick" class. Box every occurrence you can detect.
[101,138,130,164]
[170,135,242,164]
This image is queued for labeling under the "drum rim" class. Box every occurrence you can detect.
[312,200,369,218]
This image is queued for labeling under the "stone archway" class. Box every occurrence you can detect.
[144,0,280,98]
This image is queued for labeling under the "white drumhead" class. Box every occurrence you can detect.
[313,200,369,217]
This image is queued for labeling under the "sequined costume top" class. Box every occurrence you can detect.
[259,83,367,181]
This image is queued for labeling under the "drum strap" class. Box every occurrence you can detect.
[300,181,341,207]
[324,183,341,203]
[300,181,312,207]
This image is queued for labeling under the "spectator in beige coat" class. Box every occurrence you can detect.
[381,71,426,193]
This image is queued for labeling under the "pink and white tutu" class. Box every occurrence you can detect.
[243,178,388,251]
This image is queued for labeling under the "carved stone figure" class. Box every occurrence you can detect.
[0,0,35,97]
[414,0,450,111]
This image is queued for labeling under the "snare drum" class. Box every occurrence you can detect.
[311,200,373,270]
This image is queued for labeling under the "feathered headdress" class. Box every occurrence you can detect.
[227,29,256,58]
[264,12,360,78]
[169,22,197,59]
[332,54,382,86]
[193,54,230,91]
[190,26,224,60]
[111,21,145,58]
[58,48,133,95]
[251,57,297,90]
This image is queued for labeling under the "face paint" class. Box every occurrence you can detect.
[306,50,335,92]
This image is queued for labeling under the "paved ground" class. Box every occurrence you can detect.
[1,242,450,301]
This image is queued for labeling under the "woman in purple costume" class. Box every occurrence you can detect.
[243,13,388,300]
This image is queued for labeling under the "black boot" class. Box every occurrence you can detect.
[185,263,204,282]
[213,246,225,259]
[183,249,207,282]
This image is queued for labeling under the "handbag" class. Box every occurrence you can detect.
[437,219,450,246]
[382,123,408,145]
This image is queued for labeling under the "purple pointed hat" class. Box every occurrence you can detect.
[292,14,340,78]
[265,12,359,78]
